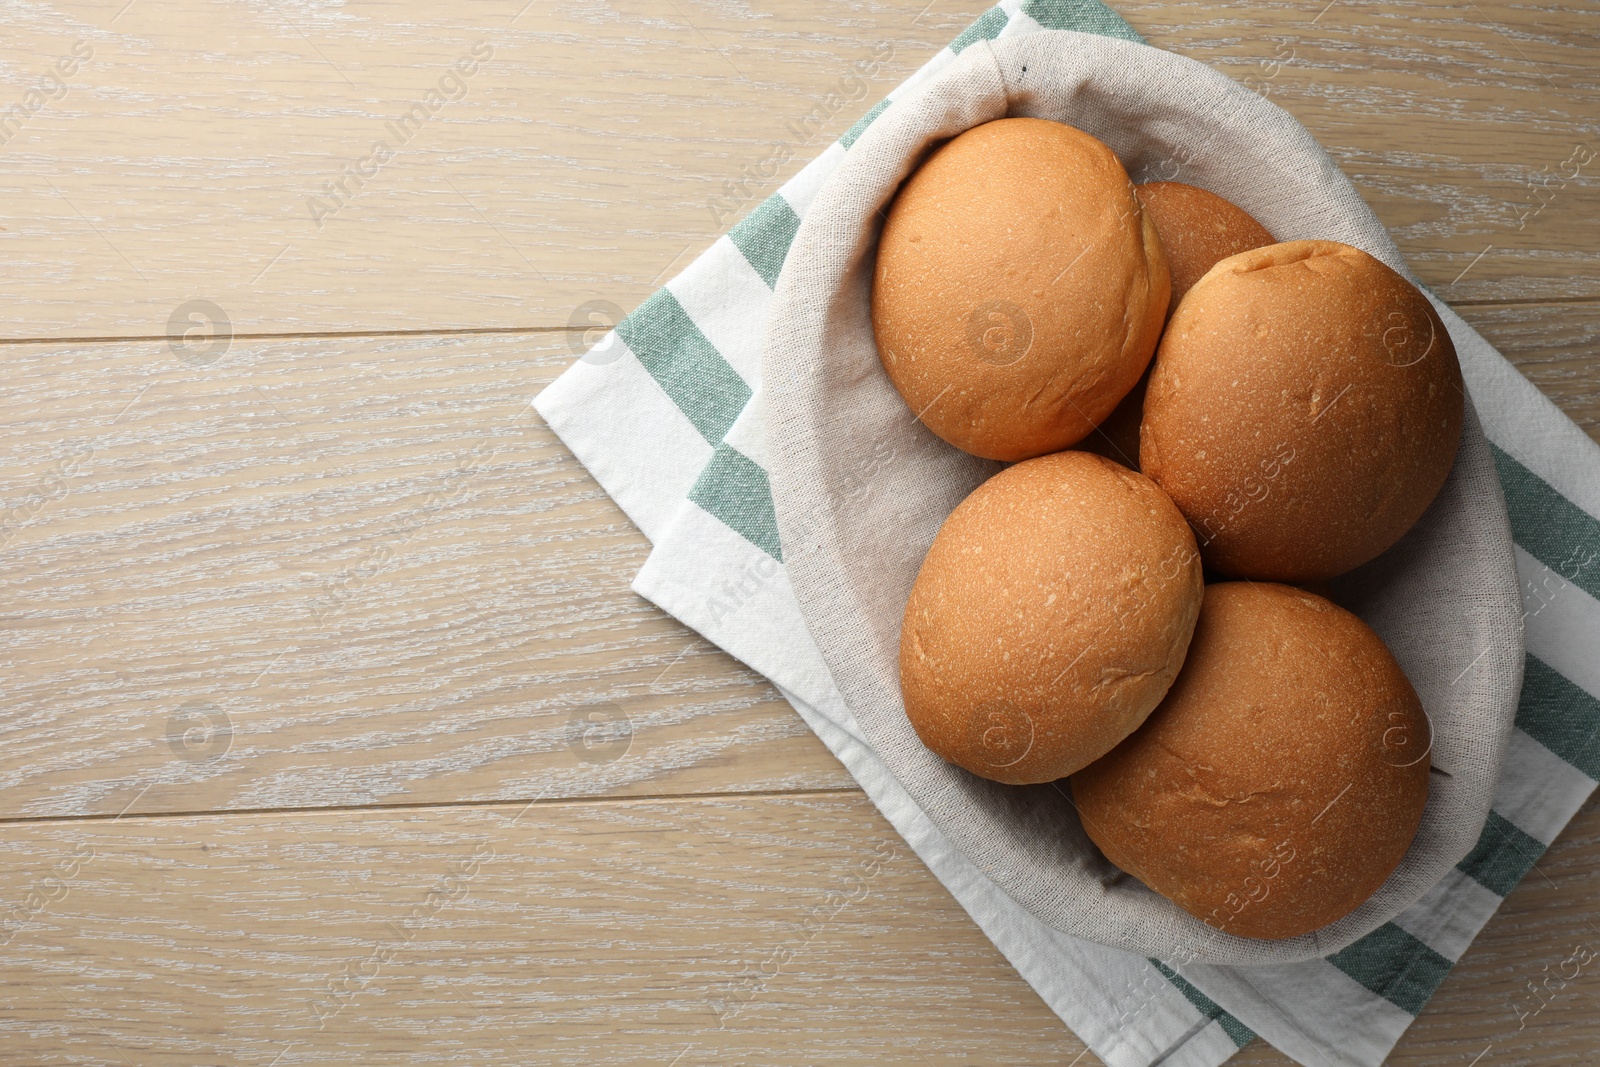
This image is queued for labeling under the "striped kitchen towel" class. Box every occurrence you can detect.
[534,1,1600,1063]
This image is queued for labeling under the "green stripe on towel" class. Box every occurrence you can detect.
[1491,442,1600,603]
[615,289,752,447]
[1515,654,1600,781]
[1457,810,1548,898]
[840,99,891,150]
[688,444,784,560]
[950,5,1009,54]
[729,195,802,289]
[1326,923,1453,1015]
[1022,0,1142,40]
[1150,960,1256,1048]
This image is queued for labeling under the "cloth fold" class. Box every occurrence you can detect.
[535,1,1600,1062]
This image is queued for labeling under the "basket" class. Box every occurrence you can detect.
[762,30,1525,966]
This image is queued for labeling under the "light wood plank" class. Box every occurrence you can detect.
[0,331,850,820]
[1129,0,1600,304]
[0,0,1595,340]
[0,0,989,339]
[0,792,1083,1066]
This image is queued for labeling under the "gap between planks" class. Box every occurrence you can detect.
[0,785,868,829]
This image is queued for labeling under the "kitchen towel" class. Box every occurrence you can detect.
[535,1,1600,1063]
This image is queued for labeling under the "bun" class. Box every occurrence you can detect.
[1141,240,1463,582]
[872,118,1170,462]
[1081,183,1272,469]
[1136,181,1275,304]
[900,451,1202,784]
[1071,582,1431,940]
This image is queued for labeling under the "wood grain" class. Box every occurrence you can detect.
[0,792,1596,1066]
[0,792,1083,1066]
[1129,0,1600,304]
[2,1,1598,1064]
[0,0,1593,340]
[0,331,849,821]
[0,0,989,340]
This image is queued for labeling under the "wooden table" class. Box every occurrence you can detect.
[0,2,1595,1063]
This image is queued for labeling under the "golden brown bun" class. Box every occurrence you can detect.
[1072,582,1430,940]
[899,451,1202,784]
[1141,240,1464,582]
[1080,184,1271,470]
[1135,181,1275,304]
[872,118,1170,462]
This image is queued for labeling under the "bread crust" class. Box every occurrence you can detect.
[1136,181,1276,305]
[872,118,1170,462]
[1071,581,1431,940]
[1141,240,1464,582]
[899,451,1203,784]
